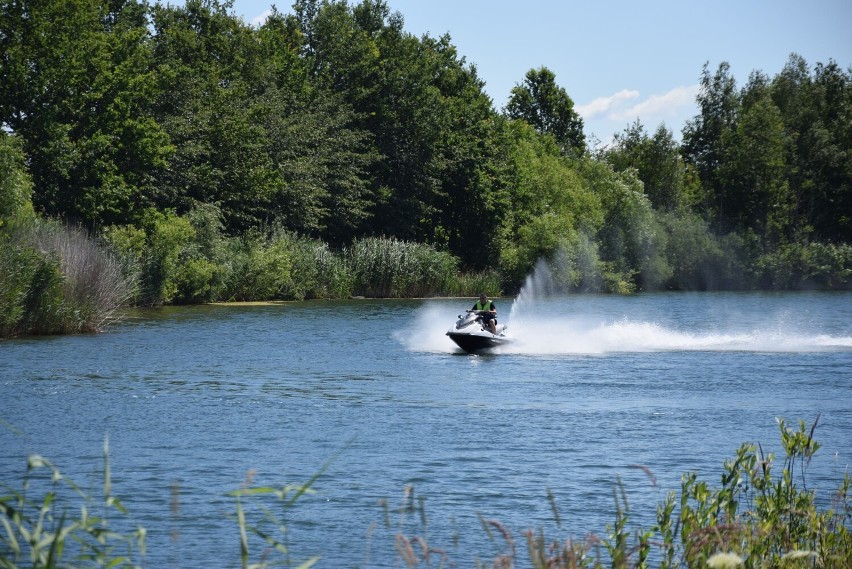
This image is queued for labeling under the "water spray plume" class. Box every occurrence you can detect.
[399,257,852,355]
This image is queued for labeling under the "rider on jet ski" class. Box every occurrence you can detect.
[470,293,498,335]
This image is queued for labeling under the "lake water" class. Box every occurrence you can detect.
[2,290,851,567]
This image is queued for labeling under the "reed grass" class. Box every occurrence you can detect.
[0,220,136,336]
[346,237,459,298]
[442,269,503,298]
[0,437,146,569]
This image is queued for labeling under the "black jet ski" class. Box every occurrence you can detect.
[446,310,510,353]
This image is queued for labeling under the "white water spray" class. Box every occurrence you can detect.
[398,257,852,354]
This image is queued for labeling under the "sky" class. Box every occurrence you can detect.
[223,0,852,147]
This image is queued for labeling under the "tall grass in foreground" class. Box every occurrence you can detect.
[3,418,850,567]
[0,438,146,569]
[388,417,851,568]
[0,220,136,336]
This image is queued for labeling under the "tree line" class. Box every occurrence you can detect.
[1,0,851,329]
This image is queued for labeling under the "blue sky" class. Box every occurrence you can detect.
[224,0,851,147]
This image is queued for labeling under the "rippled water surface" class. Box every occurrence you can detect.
[2,292,851,567]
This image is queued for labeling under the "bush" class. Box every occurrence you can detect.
[0,240,64,336]
[0,221,135,336]
[138,209,195,305]
[0,132,35,230]
[221,232,294,301]
[347,237,459,298]
[756,242,852,290]
[444,269,502,298]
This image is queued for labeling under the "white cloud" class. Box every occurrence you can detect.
[250,9,273,28]
[580,85,702,145]
[576,89,639,119]
[611,84,700,122]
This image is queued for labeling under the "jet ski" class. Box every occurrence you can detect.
[446,310,511,353]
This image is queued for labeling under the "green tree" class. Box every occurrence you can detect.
[497,121,602,288]
[505,66,586,157]
[0,0,171,226]
[0,132,34,228]
[771,55,852,242]
[583,160,670,292]
[719,83,791,243]
[682,61,740,227]
[261,87,377,243]
[258,5,377,242]
[605,120,694,211]
[294,0,503,253]
[149,0,275,230]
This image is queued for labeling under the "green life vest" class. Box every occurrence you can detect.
[475,300,493,311]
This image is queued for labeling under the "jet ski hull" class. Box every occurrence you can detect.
[446,331,510,353]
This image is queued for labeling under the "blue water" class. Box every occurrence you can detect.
[2,291,851,567]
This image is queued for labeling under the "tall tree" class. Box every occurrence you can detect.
[682,61,740,228]
[149,0,272,230]
[771,55,852,242]
[0,0,171,226]
[605,120,693,211]
[505,66,586,157]
[718,92,791,242]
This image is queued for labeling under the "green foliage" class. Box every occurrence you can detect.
[222,232,295,302]
[754,241,852,290]
[582,160,670,292]
[497,121,601,290]
[442,269,502,298]
[347,237,459,298]
[0,132,34,229]
[385,418,852,568]
[505,66,586,157]
[0,220,135,336]
[657,209,731,290]
[2,421,850,567]
[683,56,852,246]
[604,120,697,211]
[138,209,195,305]
[673,417,851,567]
[1,0,849,297]
[221,228,353,302]
[719,89,792,242]
[0,438,146,568]
[0,238,64,336]
[1,0,172,227]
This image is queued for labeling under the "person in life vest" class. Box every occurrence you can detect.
[469,293,498,334]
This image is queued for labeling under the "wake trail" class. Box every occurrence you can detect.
[399,305,852,355]
[397,259,852,355]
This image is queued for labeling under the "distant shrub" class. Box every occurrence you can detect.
[0,132,35,230]
[756,241,852,290]
[222,232,294,301]
[137,209,196,305]
[444,269,502,298]
[0,220,135,336]
[658,209,729,290]
[0,240,64,336]
[347,237,459,298]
